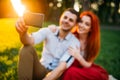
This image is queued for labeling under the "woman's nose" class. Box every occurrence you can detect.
[78,23,84,28]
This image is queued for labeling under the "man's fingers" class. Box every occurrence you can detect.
[15,18,28,34]
[20,17,25,26]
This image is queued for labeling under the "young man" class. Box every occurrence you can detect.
[16,8,80,80]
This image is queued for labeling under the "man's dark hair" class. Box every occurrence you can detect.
[64,8,80,22]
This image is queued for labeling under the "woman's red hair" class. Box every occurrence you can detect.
[72,11,100,62]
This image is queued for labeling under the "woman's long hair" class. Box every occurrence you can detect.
[72,11,100,62]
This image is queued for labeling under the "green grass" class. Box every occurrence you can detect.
[0,18,50,79]
[0,18,120,79]
[95,29,120,79]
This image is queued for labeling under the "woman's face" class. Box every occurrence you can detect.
[77,15,91,34]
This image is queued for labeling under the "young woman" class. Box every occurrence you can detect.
[61,11,108,80]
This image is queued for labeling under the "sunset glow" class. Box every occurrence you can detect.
[11,0,26,17]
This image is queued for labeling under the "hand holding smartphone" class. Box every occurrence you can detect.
[23,11,44,28]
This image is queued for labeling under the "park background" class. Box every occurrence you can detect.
[0,0,120,80]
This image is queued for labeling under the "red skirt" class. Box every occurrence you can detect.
[62,60,108,80]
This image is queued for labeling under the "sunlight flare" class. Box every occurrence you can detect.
[11,0,26,17]
[74,0,79,12]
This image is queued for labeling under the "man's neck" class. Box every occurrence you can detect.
[58,29,69,39]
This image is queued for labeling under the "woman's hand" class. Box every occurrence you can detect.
[68,46,82,60]
[48,24,57,33]
[68,46,92,68]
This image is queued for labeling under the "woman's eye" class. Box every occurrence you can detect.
[86,23,90,27]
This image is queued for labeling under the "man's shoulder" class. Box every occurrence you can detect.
[70,34,80,44]
[70,33,79,40]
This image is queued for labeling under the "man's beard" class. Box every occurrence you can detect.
[61,28,71,32]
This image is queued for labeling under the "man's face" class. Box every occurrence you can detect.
[60,11,77,32]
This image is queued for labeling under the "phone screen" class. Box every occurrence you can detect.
[23,11,44,28]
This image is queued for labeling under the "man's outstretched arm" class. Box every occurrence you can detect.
[15,17,34,45]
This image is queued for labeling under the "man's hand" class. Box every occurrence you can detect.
[43,62,67,80]
[15,17,29,36]
[15,17,34,45]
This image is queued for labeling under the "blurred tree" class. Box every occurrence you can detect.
[79,0,120,25]
[62,0,75,9]
[80,0,91,11]
[111,0,120,24]
[0,0,119,25]
[97,0,120,25]
[98,0,110,23]
[45,0,75,22]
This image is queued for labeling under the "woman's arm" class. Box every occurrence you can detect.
[68,46,92,68]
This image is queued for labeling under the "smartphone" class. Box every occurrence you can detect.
[23,11,44,28]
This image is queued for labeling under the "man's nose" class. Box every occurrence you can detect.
[64,19,69,23]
